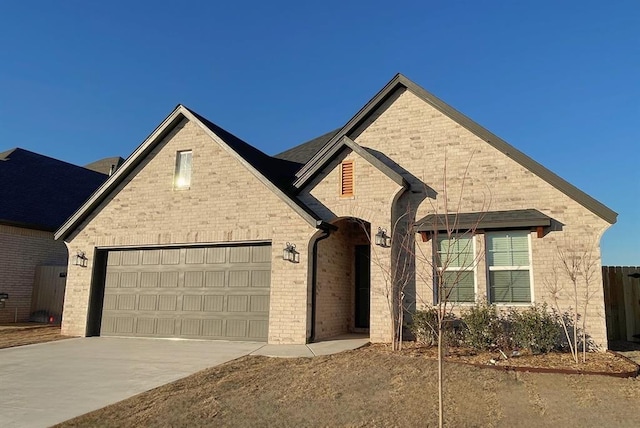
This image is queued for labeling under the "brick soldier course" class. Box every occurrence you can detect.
[55,74,617,348]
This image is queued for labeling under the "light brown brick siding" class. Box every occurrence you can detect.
[299,150,405,343]
[300,89,611,348]
[0,225,67,323]
[63,118,316,344]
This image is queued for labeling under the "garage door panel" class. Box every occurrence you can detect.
[161,249,180,265]
[206,247,226,264]
[101,244,271,341]
[252,246,271,263]
[185,248,205,264]
[142,249,161,265]
[105,272,119,288]
[138,295,157,311]
[157,318,176,335]
[250,295,270,312]
[181,319,201,336]
[160,272,179,287]
[251,270,271,287]
[121,251,140,266]
[249,320,269,338]
[158,295,178,311]
[136,318,156,334]
[204,295,224,312]
[202,319,223,336]
[228,271,249,287]
[182,295,203,311]
[204,271,226,287]
[184,271,204,287]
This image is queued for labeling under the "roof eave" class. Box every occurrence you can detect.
[56,105,323,241]
[293,73,617,224]
[55,106,187,241]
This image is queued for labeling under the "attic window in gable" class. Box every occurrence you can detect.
[340,160,354,196]
[174,150,192,189]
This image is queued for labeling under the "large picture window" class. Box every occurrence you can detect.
[486,231,532,303]
[435,235,475,303]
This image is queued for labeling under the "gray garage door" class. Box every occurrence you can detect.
[100,244,271,341]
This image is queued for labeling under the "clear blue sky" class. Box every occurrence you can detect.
[0,1,637,265]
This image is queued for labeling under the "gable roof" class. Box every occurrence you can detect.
[292,74,617,224]
[55,105,329,241]
[0,148,108,231]
[275,128,341,164]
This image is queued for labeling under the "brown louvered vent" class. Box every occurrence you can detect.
[340,160,354,196]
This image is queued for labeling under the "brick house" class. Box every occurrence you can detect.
[55,74,617,348]
[0,148,108,323]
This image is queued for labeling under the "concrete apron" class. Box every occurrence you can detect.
[0,335,369,428]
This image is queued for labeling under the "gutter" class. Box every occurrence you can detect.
[308,226,333,343]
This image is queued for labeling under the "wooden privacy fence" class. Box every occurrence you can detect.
[30,265,67,322]
[603,266,640,342]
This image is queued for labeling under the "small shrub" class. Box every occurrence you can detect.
[409,307,439,347]
[409,307,461,347]
[508,304,562,354]
[460,301,506,350]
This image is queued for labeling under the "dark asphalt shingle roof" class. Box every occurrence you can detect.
[0,148,108,231]
[185,108,322,221]
[274,129,341,164]
[415,209,552,232]
[85,156,125,175]
[187,109,303,192]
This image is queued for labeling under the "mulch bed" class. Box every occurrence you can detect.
[0,324,69,349]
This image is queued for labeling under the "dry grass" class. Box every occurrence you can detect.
[57,344,640,428]
[0,324,69,349]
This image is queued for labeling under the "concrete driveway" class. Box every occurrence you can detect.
[0,337,264,428]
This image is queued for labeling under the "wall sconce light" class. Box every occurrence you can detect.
[283,242,300,263]
[375,227,391,247]
[74,251,88,268]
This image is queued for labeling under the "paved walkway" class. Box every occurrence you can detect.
[0,335,369,428]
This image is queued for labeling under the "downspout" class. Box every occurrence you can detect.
[309,227,332,343]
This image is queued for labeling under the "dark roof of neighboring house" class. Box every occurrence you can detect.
[274,128,341,164]
[0,148,108,231]
[85,156,125,175]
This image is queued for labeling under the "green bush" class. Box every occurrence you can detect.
[409,307,439,347]
[460,301,506,350]
[508,304,562,354]
[409,307,461,347]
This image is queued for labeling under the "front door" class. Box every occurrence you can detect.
[354,245,370,329]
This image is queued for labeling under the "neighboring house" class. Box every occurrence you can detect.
[55,74,617,348]
[85,156,125,176]
[0,149,109,323]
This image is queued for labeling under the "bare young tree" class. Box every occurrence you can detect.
[545,239,600,363]
[411,152,490,428]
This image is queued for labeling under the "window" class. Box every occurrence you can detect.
[340,160,354,196]
[174,150,192,189]
[486,231,532,303]
[435,235,475,303]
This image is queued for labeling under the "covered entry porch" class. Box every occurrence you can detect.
[311,218,371,342]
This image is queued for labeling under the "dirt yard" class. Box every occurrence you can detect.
[0,324,69,349]
[57,344,640,428]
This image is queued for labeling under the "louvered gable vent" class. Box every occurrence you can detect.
[340,160,354,196]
